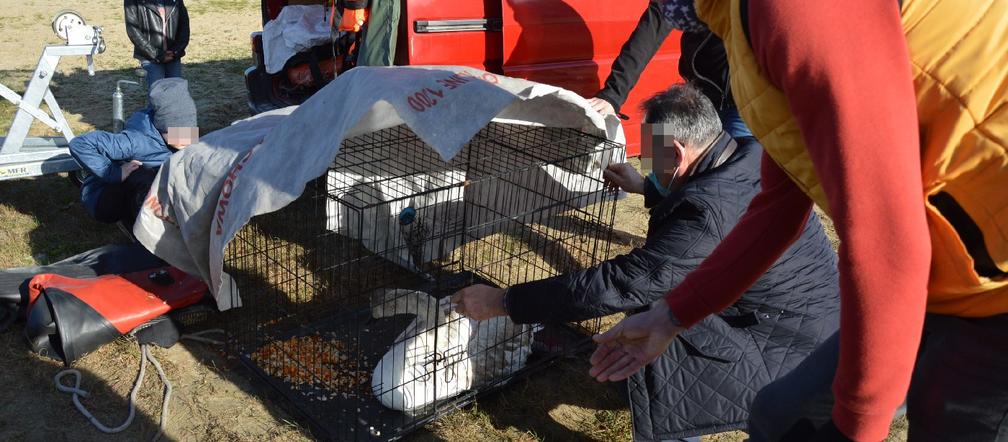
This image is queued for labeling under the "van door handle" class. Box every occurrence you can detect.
[414,19,503,33]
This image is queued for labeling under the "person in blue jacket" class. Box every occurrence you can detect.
[69,78,198,226]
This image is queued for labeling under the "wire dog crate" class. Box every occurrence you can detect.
[223,122,621,440]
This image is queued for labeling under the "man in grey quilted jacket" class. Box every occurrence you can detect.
[453,84,841,441]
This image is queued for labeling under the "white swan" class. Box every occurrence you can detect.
[370,288,535,413]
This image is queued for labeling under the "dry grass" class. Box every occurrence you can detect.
[0,1,907,441]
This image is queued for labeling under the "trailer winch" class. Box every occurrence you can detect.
[0,10,105,180]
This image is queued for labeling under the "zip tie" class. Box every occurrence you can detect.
[54,343,172,440]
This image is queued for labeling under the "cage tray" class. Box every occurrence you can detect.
[238,271,592,441]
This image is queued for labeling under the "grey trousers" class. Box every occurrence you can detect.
[748,313,1008,441]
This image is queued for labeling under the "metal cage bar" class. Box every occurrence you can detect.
[223,123,622,440]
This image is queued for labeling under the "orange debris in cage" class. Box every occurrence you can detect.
[250,333,371,400]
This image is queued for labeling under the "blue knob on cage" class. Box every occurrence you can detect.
[399,206,417,225]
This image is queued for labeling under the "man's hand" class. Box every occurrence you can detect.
[603,163,645,194]
[163,50,175,62]
[587,97,616,116]
[121,160,142,182]
[451,284,507,321]
[589,302,684,382]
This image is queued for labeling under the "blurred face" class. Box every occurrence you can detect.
[640,123,682,182]
[164,127,199,149]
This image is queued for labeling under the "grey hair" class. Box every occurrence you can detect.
[641,83,722,149]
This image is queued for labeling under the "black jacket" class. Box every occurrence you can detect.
[595,0,734,113]
[124,0,190,62]
[506,134,841,440]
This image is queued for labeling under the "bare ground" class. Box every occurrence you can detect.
[0,1,904,441]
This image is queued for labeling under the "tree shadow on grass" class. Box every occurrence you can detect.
[480,357,630,441]
[0,56,254,136]
[410,356,630,441]
[0,175,126,267]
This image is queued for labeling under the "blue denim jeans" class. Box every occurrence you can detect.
[140,59,183,91]
[718,107,754,139]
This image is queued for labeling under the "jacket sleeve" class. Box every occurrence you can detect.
[678,30,732,111]
[595,0,674,112]
[124,0,160,61]
[505,199,716,324]
[174,1,190,57]
[69,131,137,184]
[748,1,930,440]
[344,0,369,9]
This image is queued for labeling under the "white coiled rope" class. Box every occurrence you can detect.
[52,329,224,440]
[54,344,171,440]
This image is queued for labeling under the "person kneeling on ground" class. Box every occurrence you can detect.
[69,78,198,228]
[452,84,841,442]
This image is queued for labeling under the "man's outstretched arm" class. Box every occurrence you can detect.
[595,0,674,112]
[506,198,716,324]
[589,154,814,382]
[748,1,931,439]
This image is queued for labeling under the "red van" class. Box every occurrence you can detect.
[244,0,682,155]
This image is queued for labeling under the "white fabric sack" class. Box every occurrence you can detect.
[262,4,334,74]
[369,289,535,413]
[134,66,625,311]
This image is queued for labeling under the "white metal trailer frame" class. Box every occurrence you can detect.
[0,34,103,180]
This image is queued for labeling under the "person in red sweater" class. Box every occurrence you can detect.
[588,1,1008,441]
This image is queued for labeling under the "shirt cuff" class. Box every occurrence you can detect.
[832,402,895,442]
[103,165,123,184]
[593,90,623,113]
[663,279,710,328]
